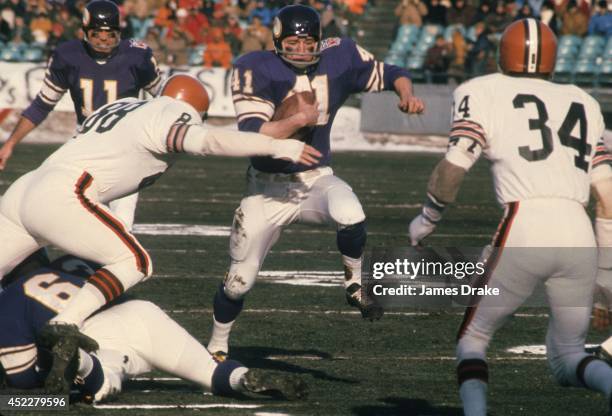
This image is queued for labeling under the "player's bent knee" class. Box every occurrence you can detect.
[330,202,366,227]
[337,221,367,259]
[224,263,258,300]
[106,245,153,280]
[228,199,267,262]
[547,350,589,387]
[456,334,488,361]
[102,256,153,295]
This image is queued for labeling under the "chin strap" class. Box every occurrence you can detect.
[275,49,320,74]
[83,40,119,61]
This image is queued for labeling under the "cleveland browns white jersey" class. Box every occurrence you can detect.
[40,96,201,203]
[446,73,609,205]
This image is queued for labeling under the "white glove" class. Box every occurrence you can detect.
[408,214,437,246]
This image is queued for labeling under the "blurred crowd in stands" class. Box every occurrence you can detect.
[0,0,366,66]
[0,0,609,86]
[393,0,612,83]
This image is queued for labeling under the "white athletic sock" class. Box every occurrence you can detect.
[230,367,249,392]
[51,283,106,326]
[583,359,612,397]
[459,379,487,416]
[342,255,362,289]
[207,319,234,354]
[77,349,94,378]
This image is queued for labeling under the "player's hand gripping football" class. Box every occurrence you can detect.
[398,95,425,114]
[295,92,319,128]
[408,214,437,246]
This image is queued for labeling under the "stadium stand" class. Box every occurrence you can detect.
[0,0,607,90]
[386,23,611,86]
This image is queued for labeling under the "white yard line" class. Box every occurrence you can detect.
[94,404,261,410]
[133,223,492,239]
[165,307,549,318]
[267,355,545,362]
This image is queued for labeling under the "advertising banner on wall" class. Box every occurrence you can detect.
[0,63,236,117]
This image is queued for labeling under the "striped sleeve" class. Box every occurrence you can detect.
[232,93,275,123]
[139,49,163,96]
[445,84,488,170]
[450,119,487,148]
[0,343,42,388]
[591,137,612,184]
[593,138,612,169]
[348,39,411,93]
[0,343,37,376]
[230,62,276,130]
[166,123,192,153]
[37,74,67,107]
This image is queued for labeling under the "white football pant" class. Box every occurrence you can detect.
[457,198,597,388]
[81,300,219,399]
[109,192,139,232]
[224,166,365,299]
[0,166,152,296]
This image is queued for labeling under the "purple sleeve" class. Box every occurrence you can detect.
[21,96,53,125]
[238,118,265,133]
[137,47,162,94]
[21,53,69,125]
[232,56,276,133]
[6,366,42,389]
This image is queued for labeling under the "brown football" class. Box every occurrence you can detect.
[272,91,316,141]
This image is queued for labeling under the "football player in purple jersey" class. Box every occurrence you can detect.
[0,251,307,401]
[0,0,162,229]
[206,4,425,360]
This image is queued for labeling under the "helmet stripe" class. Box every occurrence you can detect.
[525,18,539,73]
[535,20,542,73]
[522,20,529,72]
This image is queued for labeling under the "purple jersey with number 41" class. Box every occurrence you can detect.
[231,37,411,173]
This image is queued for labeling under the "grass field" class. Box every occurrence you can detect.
[1,144,609,416]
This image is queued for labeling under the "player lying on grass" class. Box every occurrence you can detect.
[408,19,612,416]
[0,251,307,402]
[0,74,321,394]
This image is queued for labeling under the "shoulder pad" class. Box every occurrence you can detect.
[235,50,270,67]
[53,39,83,59]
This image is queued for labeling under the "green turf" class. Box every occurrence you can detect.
[0,144,609,416]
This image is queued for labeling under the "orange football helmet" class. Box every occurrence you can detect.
[499,18,557,76]
[160,74,210,119]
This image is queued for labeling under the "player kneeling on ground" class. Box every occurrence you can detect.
[0,74,320,394]
[408,19,612,416]
[0,251,307,402]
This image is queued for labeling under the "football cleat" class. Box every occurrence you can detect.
[37,323,99,394]
[0,360,6,389]
[242,368,308,401]
[593,346,612,366]
[592,336,612,366]
[345,283,384,321]
[210,350,229,363]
